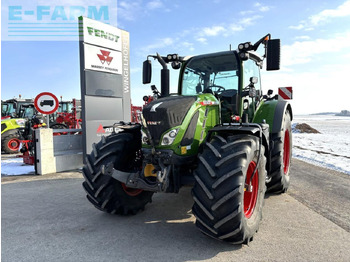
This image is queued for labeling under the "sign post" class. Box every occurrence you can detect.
[79,16,131,158]
[34,92,59,127]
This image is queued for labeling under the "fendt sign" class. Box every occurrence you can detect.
[79,17,131,156]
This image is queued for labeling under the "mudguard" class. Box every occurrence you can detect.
[253,100,293,133]
[1,129,21,139]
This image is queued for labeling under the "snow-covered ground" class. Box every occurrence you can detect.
[293,114,350,175]
[1,157,35,176]
[1,114,349,176]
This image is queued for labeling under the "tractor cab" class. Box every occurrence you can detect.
[180,51,240,122]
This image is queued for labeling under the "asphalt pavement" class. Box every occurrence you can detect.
[2,159,350,262]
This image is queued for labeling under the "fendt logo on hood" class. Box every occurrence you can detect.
[97,50,113,65]
[150,102,163,112]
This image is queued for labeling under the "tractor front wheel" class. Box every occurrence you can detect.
[82,132,153,215]
[192,134,266,244]
[2,134,21,154]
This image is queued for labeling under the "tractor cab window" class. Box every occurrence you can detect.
[59,102,73,113]
[181,53,239,96]
[243,59,261,91]
[22,107,35,119]
[6,103,15,116]
[2,104,8,116]
[243,59,261,120]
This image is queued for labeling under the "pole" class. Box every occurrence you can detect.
[46,114,50,128]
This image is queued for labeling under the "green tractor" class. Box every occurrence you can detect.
[82,34,292,244]
[1,104,38,154]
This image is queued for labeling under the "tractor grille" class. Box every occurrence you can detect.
[1,123,7,132]
[143,96,196,145]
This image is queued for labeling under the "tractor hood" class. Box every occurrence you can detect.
[142,96,196,145]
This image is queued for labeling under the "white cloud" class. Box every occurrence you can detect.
[289,24,305,30]
[196,15,260,41]
[238,15,262,26]
[118,1,142,21]
[141,37,174,53]
[310,0,350,25]
[254,2,270,12]
[147,0,163,10]
[196,37,207,44]
[118,0,164,22]
[240,10,255,15]
[201,26,225,36]
[182,41,195,51]
[294,35,311,40]
[130,67,142,74]
[262,65,350,114]
[290,1,350,30]
[282,32,350,67]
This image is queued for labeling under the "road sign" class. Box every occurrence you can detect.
[278,87,293,100]
[34,92,59,115]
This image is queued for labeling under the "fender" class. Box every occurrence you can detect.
[1,129,21,139]
[253,100,293,133]
[206,123,271,174]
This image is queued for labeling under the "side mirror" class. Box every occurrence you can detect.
[266,39,280,71]
[143,60,152,84]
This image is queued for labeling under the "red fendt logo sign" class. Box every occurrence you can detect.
[97,50,113,65]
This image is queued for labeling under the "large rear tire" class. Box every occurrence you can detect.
[192,134,266,244]
[267,111,292,193]
[82,132,153,215]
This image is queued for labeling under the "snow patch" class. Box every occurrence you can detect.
[292,115,350,175]
[1,157,35,176]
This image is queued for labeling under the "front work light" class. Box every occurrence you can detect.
[161,128,179,145]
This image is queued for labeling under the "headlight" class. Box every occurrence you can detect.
[141,129,149,145]
[161,128,179,146]
[15,119,26,126]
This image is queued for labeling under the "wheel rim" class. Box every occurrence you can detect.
[283,130,291,175]
[121,183,143,197]
[7,138,20,151]
[244,161,259,219]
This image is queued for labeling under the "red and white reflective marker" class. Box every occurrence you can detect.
[278,87,293,100]
[34,92,59,115]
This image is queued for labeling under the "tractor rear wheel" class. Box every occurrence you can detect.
[192,134,266,244]
[82,132,153,215]
[267,111,292,193]
[2,134,21,154]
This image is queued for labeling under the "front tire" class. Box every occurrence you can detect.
[82,132,153,215]
[2,134,21,154]
[267,111,292,193]
[192,134,266,244]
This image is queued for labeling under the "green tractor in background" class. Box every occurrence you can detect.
[1,104,39,154]
[82,34,292,244]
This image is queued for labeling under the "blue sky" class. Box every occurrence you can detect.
[2,0,350,114]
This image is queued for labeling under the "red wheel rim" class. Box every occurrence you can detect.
[7,138,20,151]
[121,183,143,197]
[283,130,291,175]
[244,161,259,218]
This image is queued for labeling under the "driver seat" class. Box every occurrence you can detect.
[220,89,238,122]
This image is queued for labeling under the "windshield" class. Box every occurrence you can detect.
[58,102,73,113]
[2,104,8,116]
[22,107,35,118]
[181,52,239,95]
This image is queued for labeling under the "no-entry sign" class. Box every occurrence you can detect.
[34,92,59,115]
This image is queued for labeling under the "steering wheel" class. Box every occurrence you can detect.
[206,85,226,94]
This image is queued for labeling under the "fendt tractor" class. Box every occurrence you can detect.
[82,34,292,244]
